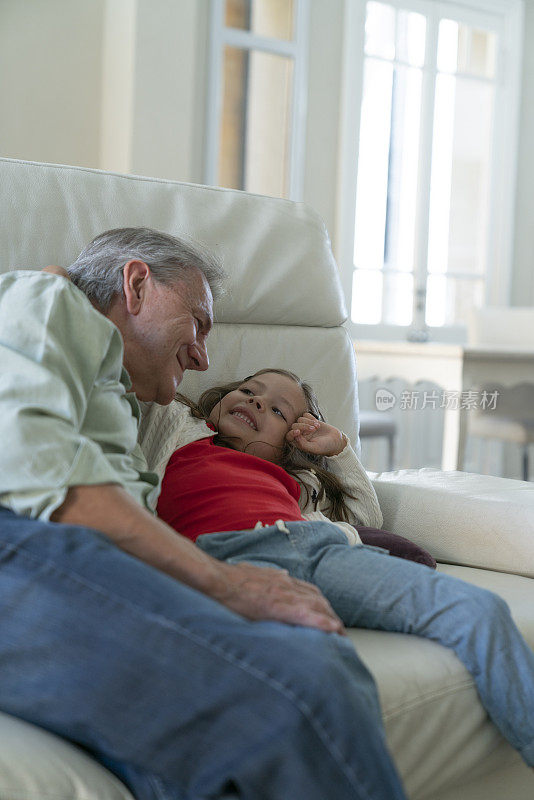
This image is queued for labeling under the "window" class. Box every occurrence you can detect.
[206,0,309,200]
[338,0,524,342]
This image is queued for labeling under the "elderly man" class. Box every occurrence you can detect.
[0,228,406,800]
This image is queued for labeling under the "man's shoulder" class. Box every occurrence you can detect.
[2,269,92,311]
[0,270,117,339]
[0,270,123,382]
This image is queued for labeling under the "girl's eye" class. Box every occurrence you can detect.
[273,407,286,420]
[240,387,253,395]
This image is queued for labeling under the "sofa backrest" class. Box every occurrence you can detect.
[0,157,360,445]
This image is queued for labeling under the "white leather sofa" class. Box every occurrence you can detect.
[1,156,533,800]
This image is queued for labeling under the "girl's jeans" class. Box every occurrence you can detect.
[0,507,406,800]
[197,519,534,768]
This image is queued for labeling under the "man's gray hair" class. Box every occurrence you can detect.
[67,227,226,312]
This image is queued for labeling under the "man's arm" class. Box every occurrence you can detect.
[53,484,345,634]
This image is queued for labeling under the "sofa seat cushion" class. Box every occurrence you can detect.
[348,564,534,799]
[0,712,134,800]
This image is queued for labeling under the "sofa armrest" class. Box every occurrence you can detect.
[369,469,534,578]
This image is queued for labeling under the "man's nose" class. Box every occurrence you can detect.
[187,341,209,371]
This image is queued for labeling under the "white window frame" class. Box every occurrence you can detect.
[205,0,309,201]
[337,0,524,343]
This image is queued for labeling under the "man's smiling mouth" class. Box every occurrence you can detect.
[230,408,258,430]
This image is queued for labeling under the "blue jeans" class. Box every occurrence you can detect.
[0,508,406,800]
[196,519,534,768]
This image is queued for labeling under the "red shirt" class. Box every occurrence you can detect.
[157,436,304,542]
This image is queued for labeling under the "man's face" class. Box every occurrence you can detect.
[121,268,213,404]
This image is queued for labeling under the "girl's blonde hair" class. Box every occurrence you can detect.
[177,368,357,521]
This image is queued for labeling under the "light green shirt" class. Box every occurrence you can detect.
[0,270,160,519]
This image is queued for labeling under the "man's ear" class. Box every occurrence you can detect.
[122,260,151,315]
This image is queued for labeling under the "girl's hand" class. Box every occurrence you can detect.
[42,265,70,279]
[286,413,347,456]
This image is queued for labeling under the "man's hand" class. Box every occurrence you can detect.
[287,413,347,457]
[52,484,345,635]
[42,265,70,279]
[209,561,346,634]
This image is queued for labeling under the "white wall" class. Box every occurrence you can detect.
[129,0,209,182]
[100,0,136,173]
[0,0,208,182]
[0,0,104,168]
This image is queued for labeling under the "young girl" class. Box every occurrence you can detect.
[147,367,390,547]
[140,368,534,770]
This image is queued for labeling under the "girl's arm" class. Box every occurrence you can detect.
[288,414,383,529]
[318,441,383,528]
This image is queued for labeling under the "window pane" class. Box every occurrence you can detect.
[219,46,248,190]
[225,0,294,40]
[384,65,422,272]
[437,19,459,73]
[438,19,497,78]
[354,59,393,271]
[225,0,250,30]
[383,271,413,325]
[365,3,426,66]
[219,47,292,199]
[365,2,395,60]
[354,60,422,273]
[352,270,382,324]
[244,50,292,197]
[426,275,485,327]
[427,74,494,279]
[469,29,497,79]
[352,269,414,325]
[396,10,426,68]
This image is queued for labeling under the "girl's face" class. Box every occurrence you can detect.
[209,372,307,462]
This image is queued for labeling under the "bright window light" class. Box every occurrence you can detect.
[352,1,504,336]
